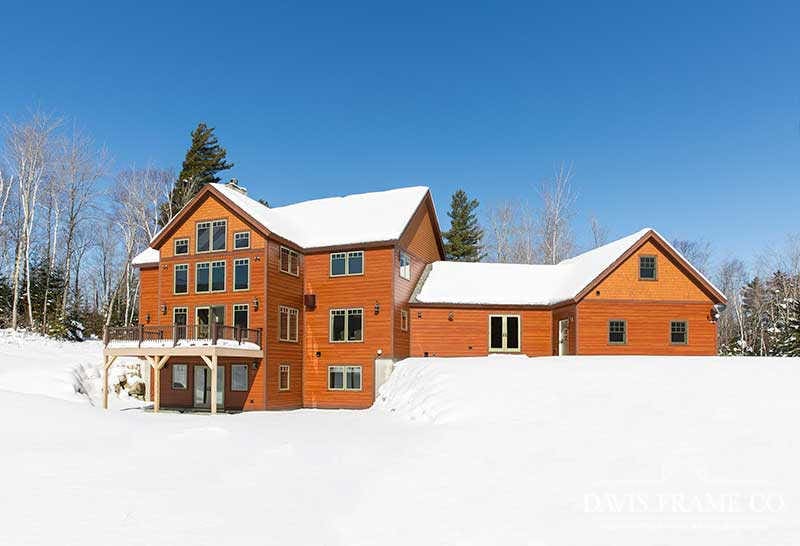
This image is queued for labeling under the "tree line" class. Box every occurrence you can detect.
[0,110,233,338]
[441,166,800,356]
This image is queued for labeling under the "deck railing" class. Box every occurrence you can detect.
[103,323,263,349]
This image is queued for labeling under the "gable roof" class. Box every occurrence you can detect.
[133,183,436,265]
[411,228,726,307]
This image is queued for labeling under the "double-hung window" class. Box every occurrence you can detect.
[400,309,409,331]
[399,251,411,280]
[171,364,187,390]
[670,320,688,345]
[279,364,290,391]
[330,308,363,342]
[212,220,227,251]
[196,222,211,252]
[279,306,299,342]
[328,366,362,391]
[280,246,300,276]
[234,231,250,249]
[489,315,520,352]
[234,258,249,290]
[196,263,210,292]
[174,264,188,294]
[639,255,657,280]
[608,320,627,344]
[330,251,363,276]
[174,238,189,255]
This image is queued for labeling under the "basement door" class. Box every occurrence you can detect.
[193,365,225,409]
[558,319,570,356]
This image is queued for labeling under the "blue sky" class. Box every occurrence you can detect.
[2,1,798,267]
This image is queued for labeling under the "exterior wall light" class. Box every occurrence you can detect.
[253,297,260,311]
[448,312,454,321]
[145,313,151,324]
[374,301,380,315]
[161,304,167,315]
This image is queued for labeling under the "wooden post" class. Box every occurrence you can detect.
[102,356,109,409]
[210,354,218,415]
[138,324,144,348]
[212,322,219,345]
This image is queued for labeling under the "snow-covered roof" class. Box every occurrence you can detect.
[211,183,430,249]
[131,247,159,266]
[413,228,723,306]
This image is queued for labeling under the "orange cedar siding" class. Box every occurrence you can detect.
[302,247,395,409]
[392,252,427,358]
[409,307,552,357]
[400,199,444,264]
[156,359,261,410]
[265,239,304,409]
[138,266,159,325]
[576,300,717,355]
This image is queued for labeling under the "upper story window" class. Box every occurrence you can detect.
[608,320,627,344]
[233,304,249,329]
[639,255,657,280]
[331,251,363,276]
[196,263,210,292]
[400,309,409,331]
[399,251,411,280]
[279,306,299,342]
[671,320,688,345]
[234,258,249,291]
[211,261,225,291]
[234,231,250,249]
[197,220,227,253]
[196,261,225,293]
[174,264,188,294]
[174,238,189,255]
[280,246,300,276]
[330,308,363,342]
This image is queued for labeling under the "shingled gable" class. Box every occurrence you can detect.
[131,182,438,266]
[411,228,726,308]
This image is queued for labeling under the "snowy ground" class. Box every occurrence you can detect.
[1,334,800,545]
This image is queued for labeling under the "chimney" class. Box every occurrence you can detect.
[225,178,247,195]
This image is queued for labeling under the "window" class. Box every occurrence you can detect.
[172,364,187,390]
[489,315,520,352]
[173,307,188,339]
[280,246,300,276]
[231,364,248,391]
[279,364,290,391]
[211,261,226,292]
[639,255,657,280]
[212,220,227,251]
[174,264,188,294]
[609,320,627,344]
[233,304,249,330]
[196,263,210,292]
[234,231,250,249]
[196,222,211,252]
[279,306,299,342]
[671,320,688,344]
[234,258,249,290]
[330,251,364,276]
[399,251,411,280]
[328,366,362,391]
[330,308,363,342]
[400,309,409,331]
[174,238,189,255]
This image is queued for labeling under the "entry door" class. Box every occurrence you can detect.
[196,306,225,338]
[193,365,225,408]
[558,319,570,356]
[489,315,520,352]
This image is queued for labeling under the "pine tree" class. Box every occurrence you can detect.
[443,189,484,261]
[160,123,234,225]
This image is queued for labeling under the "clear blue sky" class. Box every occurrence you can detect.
[2,1,798,267]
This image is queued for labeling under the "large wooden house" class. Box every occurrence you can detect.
[102,181,726,412]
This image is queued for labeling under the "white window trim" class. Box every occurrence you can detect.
[488,314,522,353]
[280,246,300,276]
[233,304,249,329]
[330,250,365,277]
[279,306,299,342]
[173,306,188,324]
[174,238,189,256]
[399,250,411,281]
[195,261,226,293]
[233,258,250,291]
[233,230,251,250]
[211,219,227,252]
[231,364,249,392]
[174,263,189,295]
[171,364,188,390]
[279,364,290,391]
[196,221,211,253]
[400,309,408,331]
[327,365,363,391]
[329,308,364,343]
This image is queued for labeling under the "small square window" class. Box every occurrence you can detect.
[174,238,189,255]
[172,364,187,390]
[234,231,250,249]
[639,256,657,280]
[279,364,290,391]
[609,320,627,344]
[231,364,249,391]
[671,321,688,344]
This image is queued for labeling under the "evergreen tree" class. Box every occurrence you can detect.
[160,123,234,225]
[443,189,484,262]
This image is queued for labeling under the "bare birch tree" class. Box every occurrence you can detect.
[486,202,518,263]
[590,216,608,248]
[672,239,712,276]
[537,163,577,264]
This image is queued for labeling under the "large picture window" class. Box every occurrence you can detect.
[234,258,249,290]
[330,308,363,342]
[280,246,300,276]
[608,320,627,344]
[174,264,188,294]
[489,315,520,352]
[330,251,363,276]
[328,366,362,391]
[279,306,299,342]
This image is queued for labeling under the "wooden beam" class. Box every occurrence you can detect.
[102,356,109,410]
[210,354,218,415]
[200,354,213,368]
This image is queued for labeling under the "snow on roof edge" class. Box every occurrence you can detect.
[131,247,159,266]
